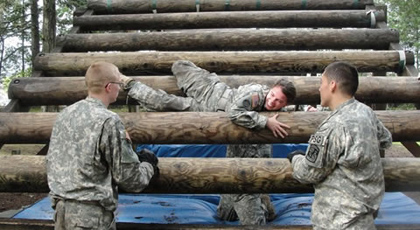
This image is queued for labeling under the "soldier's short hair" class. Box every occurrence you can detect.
[323,62,359,96]
[85,62,119,94]
[273,78,296,104]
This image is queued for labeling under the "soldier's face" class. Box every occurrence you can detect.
[264,86,287,111]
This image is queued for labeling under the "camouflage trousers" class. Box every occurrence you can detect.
[53,199,116,230]
[217,144,276,225]
[172,61,277,225]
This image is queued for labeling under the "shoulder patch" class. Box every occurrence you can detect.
[305,133,329,168]
[251,93,260,109]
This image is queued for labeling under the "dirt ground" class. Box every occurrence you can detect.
[0,144,418,214]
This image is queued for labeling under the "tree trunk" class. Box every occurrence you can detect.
[30,0,40,66]
[0,111,418,144]
[42,0,55,53]
[0,155,418,193]
[73,10,385,31]
[33,51,414,76]
[8,76,420,106]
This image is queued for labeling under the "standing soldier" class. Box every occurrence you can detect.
[121,60,297,225]
[288,62,392,229]
[47,62,159,229]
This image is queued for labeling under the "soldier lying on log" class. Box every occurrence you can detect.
[120,60,300,225]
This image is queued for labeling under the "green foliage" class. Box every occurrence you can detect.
[375,0,420,69]
[2,67,31,92]
[0,0,33,79]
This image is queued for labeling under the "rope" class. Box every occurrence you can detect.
[398,50,406,73]
[196,0,200,12]
[106,0,112,13]
[366,10,376,28]
[225,0,230,11]
[256,0,261,10]
[353,0,359,9]
[151,0,157,13]
[301,0,307,10]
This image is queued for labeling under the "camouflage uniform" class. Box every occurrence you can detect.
[291,98,392,230]
[47,97,155,230]
[128,60,275,225]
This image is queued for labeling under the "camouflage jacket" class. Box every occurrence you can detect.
[46,97,154,211]
[292,98,392,229]
[226,84,270,130]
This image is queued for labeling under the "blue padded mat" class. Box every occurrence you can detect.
[13,193,420,225]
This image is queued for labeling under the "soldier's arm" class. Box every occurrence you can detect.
[101,117,154,192]
[291,126,342,184]
[227,88,268,129]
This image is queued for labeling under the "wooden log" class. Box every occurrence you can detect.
[60,29,398,52]
[8,76,420,106]
[33,51,414,76]
[0,155,419,193]
[74,10,385,31]
[87,0,374,14]
[0,111,419,144]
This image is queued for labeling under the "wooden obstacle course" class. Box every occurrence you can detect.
[1,0,419,229]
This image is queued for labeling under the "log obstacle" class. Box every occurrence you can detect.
[0,155,419,193]
[8,76,420,106]
[0,111,419,144]
[59,29,398,52]
[87,0,374,14]
[74,10,385,31]
[34,51,413,76]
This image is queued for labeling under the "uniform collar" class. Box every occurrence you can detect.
[85,96,107,108]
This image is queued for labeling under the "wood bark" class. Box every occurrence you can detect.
[30,0,40,66]
[8,76,420,106]
[33,51,413,76]
[87,0,373,14]
[0,155,418,193]
[60,29,398,52]
[42,0,55,53]
[0,111,418,144]
[73,10,385,31]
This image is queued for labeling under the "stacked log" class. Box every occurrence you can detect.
[60,29,398,52]
[0,155,418,193]
[34,51,414,76]
[87,0,374,14]
[8,76,420,106]
[0,111,419,144]
[74,10,385,31]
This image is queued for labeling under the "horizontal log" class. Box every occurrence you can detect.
[8,76,420,106]
[0,155,418,193]
[87,0,373,14]
[0,111,418,144]
[60,29,398,52]
[33,51,414,76]
[74,10,385,31]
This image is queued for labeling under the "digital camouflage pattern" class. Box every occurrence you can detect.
[47,97,154,229]
[292,98,392,230]
[127,60,276,225]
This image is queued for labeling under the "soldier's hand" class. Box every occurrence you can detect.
[136,148,158,165]
[136,148,160,177]
[287,150,305,163]
[266,114,290,138]
[120,74,134,90]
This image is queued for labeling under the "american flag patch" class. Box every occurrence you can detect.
[251,93,259,108]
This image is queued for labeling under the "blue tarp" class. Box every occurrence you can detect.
[13,144,420,225]
[13,193,420,225]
